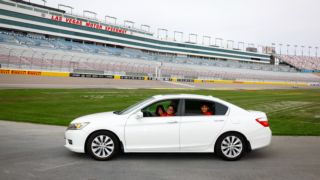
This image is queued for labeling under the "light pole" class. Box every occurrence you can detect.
[316,47,319,57]
[279,43,282,55]
[227,40,234,49]
[271,43,276,54]
[286,44,290,55]
[202,36,210,45]
[215,38,223,47]
[124,20,135,28]
[257,45,264,53]
[237,42,244,51]
[83,10,97,19]
[173,31,183,42]
[188,34,198,44]
[308,46,312,57]
[301,46,305,56]
[105,15,117,24]
[58,4,74,14]
[157,28,168,40]
[141,24,150,32]
[294,45,298,55]
[41,0,47,6]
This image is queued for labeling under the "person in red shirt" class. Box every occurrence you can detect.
[155,105,166,117]
[201,104,213,115]
[164,105,175,116]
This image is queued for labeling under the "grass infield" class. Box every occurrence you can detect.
[0,88,319,135]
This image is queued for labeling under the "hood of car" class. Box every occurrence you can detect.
[71,111,119,123]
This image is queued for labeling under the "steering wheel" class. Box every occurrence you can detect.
[142,111,153,117]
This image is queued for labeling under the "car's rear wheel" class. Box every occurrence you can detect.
[215,132,246,161]
[86,131,119,161]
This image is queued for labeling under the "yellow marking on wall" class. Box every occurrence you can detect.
[171,77,177,82]
[114,75,121,80]
[0,69,69,77]
[41,71,70,77]
[0,69,11,74]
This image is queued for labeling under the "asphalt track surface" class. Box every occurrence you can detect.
[0,120,319,180]
[0,74,317,89]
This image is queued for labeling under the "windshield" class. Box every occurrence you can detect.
[116,97,155,115]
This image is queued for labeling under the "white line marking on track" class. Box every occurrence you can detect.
[36,161,80,172]
[161,81,195,88]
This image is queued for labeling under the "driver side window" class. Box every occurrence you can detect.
[141,99,180,117]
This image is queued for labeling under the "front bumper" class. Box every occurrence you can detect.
[64,129,88,153]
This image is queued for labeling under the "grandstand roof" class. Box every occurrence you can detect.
[0,0,272,63]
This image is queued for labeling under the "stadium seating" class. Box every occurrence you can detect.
[277,55,320,71]
[0,31,319,82]
[0,31,296,72]
[1,43,319,82]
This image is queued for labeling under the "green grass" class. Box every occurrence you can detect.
[0,88,319,135]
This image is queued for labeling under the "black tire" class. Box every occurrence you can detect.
[86,131,120,161]
[215,132,247,161]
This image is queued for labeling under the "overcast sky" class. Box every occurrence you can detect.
[33,0,319,54]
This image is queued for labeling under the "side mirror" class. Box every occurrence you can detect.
[136,111,143,119]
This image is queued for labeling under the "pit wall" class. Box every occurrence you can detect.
[0,68,313,87]
[0,69,69,77]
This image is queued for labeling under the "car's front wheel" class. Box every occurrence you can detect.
[86,131,119,161]
[215,132,246,161]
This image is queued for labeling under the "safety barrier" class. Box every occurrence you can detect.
[0,69,69,77]
[0,68,313,87]
[194,79,309,86]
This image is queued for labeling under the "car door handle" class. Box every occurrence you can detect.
[214,120,224,122]
[167,121,178,124]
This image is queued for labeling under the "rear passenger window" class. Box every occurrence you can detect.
[184,99,228,116]
[215,102,228,115]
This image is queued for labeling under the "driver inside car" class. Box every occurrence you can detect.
[155,105,166,116]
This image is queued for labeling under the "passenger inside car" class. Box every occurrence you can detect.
[165,105,176,116]
[201,103,213,115]
[155,105,166,116]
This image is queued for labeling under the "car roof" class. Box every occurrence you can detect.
[153,94,216,101]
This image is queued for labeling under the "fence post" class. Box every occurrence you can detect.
[19,50,27,69]
[30,50,37,70]
[8,48,14,68]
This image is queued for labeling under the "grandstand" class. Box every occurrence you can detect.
[276,55,320,72]
[0,0,319,84]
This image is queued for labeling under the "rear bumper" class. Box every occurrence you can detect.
[248,127,272,150]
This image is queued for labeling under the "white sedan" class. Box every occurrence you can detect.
[65,94,271,161]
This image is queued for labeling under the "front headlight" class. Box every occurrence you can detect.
[67,122,90,130]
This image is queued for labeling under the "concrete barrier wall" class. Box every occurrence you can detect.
[0,68,311,87]
[0,69,69,77]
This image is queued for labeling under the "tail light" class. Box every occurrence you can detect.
[256,117,269,127]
